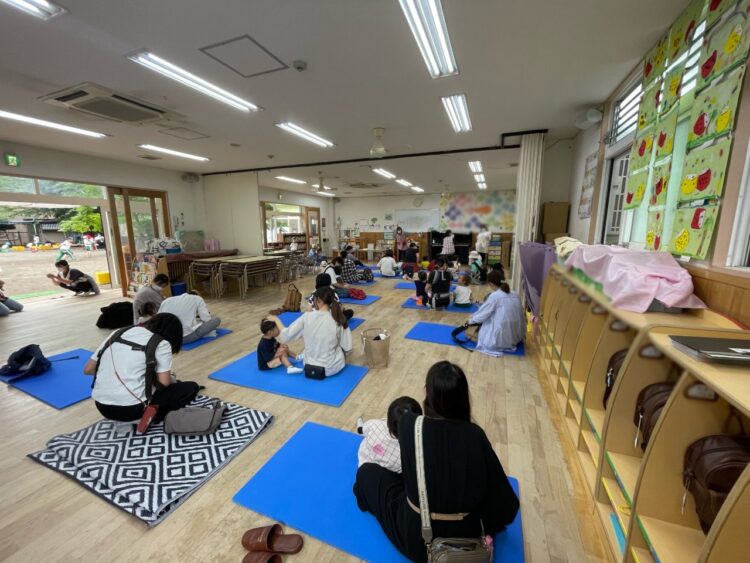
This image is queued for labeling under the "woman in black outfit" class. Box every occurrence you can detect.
[354,361,519,562]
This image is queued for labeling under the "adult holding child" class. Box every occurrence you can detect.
[468,270,526,356]
[354,361,519,562]
[266,286,352,377]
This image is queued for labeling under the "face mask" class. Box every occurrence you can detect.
[152,284,163,291]
[58,269,66,275]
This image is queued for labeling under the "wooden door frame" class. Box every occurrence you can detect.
[304,206,321,247]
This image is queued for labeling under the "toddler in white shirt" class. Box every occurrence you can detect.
[357,396,423,474]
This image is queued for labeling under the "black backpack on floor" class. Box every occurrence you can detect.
[0,344,52,382]
[96,302,135,329]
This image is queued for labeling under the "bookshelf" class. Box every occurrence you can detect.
[128,252,171,297]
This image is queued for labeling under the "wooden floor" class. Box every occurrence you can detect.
[0,274,611,563]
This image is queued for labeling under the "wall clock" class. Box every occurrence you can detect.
[413,198,423,207]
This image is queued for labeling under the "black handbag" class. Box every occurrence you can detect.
[304,364,326,380]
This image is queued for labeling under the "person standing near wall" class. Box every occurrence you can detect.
[395,226,407,261]
[475,224,491,267]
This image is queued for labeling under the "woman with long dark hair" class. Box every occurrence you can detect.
[266,286,352,377]
[84,313,200,422]
[354,361,519,562]
[469,270,526,356]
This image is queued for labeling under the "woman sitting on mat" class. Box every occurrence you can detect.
[468,270,525,357]
[377,249,399,277]
[353,361,519,562]
[339,252,372,284]
[307,273,354,319]
[266,287,352,377]
[84,313,201,422]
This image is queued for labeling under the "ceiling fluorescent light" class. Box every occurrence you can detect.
[473,174,485,182]
[1,0,65,20]
[398,0,458,78]
[373,168,396,179]
[468,161,482,173]
[477,182,487,190]
[442,94,472,133]
[396,178,412,187]
[0,110,105,138]
[276,122,335,148]
[275,176,306,185]
[315,190,336,197]
[312,184,332,190]
[137,144,209,162]
[128,51,259,112]
[410,186,425,193]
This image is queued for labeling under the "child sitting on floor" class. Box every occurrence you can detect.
[258,319,303,374]
[414,270,430,308]
[356,396,423,473]
[453,274,473,308]
[420,256,430,270]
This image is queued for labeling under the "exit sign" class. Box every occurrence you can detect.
[4,153,20,167]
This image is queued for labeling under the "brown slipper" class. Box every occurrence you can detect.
[242,553,281,563]
[242,523,303,554]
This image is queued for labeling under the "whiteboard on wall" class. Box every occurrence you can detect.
[394,209,440,232]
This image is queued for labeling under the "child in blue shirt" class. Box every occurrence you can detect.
[414,271,430,308]
[258,319,303,374]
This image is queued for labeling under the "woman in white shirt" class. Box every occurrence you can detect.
[267,287,352,377]
[84,313,200,422]
[475,224,491,266]
[468,270,526,356]
[377,249,399,277]
[159,291,221,344]
[440,229,455,258]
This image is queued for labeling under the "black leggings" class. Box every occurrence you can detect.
[95,381,200,423]
[61,280,93,293]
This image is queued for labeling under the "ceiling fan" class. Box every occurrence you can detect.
[370,127,388,158]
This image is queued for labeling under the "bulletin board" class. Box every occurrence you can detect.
[394,209,440,232]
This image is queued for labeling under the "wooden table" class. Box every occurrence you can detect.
[217,256,283,298]
[189,255,253,297]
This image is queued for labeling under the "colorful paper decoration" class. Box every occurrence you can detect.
[629,126,655,172]
[662,62,686,115]
[678,136,733,202]
[669,0,706,60]
[670,204,720,258]
[697,13,750,90]
[624,168,649,210]
[638,80,663,128]
[654,107,679,160]
[650,160,671,207]
[706,0,737,30]
[688,66,745,148]
[643,34,669,84]
[646,210,666,251]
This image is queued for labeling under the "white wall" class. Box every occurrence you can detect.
[333,194,442,231]
[0,140,205,231]
[203,172,262,254]
[567,127,602,242]
[257,186,335,255]
[541,138,574,202]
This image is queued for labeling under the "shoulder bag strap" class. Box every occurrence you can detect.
[109,346,148,407]
[414,415,433,545]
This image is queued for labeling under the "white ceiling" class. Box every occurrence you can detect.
[0,0,688,187]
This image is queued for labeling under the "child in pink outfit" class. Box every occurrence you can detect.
[357,396,422,474]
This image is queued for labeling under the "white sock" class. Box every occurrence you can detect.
[287,366,303,374]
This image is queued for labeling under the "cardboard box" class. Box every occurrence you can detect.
[543,232,569,243]
[541,202,570,234]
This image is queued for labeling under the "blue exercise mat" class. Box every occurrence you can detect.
[181,328,232,350]
[278,311,365,330]
[209,353,369,407]
[351,280,376,286]
[1,349,93,409]
[401,298,479,314]
[234,422,524,563]
[339,295,381,305]
[405,322,525,356]
[393,281,456,291]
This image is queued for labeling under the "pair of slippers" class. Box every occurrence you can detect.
[241,523,303,562]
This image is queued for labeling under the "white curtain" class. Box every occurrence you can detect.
[512,133,545,290]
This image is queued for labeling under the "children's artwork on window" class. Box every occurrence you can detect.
[654,107,679,160]
[650,160,671,207]
[643,34,669,84]
[646,210,665,251]
[670,0,705,60]
[662,62,686,115]
[624,168,649,210]
[706,0,738,31]
[670,204,720,258]
[678,136,733,202]
[688,66,745,148]
[698,13,750,90]
[628,126,655,172]
[638,80,663,129]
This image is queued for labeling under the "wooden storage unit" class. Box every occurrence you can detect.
[535,264,744,562]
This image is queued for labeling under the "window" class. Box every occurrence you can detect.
[0,175,35,194]
[601,153,630,244]
[263,203,304,245]
[38,179,105,198]
[609,83,642,144]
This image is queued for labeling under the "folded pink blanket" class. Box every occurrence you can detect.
[565,245,705,313]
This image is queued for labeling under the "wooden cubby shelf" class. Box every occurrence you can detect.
[534,264,748,563]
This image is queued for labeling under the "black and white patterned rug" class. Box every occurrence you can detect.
[29,396,273,526]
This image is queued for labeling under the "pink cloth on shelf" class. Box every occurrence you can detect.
[565,245,706,313]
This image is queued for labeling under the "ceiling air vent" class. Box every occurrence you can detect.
[40,82,183,124]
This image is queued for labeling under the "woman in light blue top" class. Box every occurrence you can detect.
[468,270,525,356]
